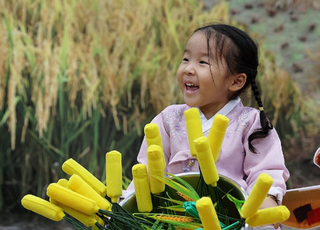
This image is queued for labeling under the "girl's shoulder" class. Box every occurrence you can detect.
[156,104,190,127]
[226,103,263,139]
[227,102,261,128]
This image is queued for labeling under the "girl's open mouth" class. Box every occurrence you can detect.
[185,83,199,91]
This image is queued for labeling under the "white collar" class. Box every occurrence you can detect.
[197,97,241,132]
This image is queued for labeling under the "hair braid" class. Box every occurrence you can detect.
[248,78,273,153]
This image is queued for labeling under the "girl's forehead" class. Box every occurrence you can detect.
[188,31,207,42]
[185,31,230,68]
[185,31,220,55]
[185,32,210,50]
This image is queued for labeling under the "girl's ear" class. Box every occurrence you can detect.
[229,73,247,92]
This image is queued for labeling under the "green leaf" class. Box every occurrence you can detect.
[0,96,22,126]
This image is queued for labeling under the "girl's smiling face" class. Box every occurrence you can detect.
[176,31,237,119]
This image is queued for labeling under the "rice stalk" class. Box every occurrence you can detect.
[8,26,25,149]
[8,65,17,149]
[0,20,9,111]
[21,106,30,143]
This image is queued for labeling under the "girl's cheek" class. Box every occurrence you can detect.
[176,67,184,79]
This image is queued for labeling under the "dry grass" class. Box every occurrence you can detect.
[0,0,233,149]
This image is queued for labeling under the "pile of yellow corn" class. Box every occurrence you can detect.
[22,153,121,228]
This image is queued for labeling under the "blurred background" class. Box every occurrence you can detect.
[0,0,319,229]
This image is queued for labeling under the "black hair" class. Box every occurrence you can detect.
[194,23,273,153]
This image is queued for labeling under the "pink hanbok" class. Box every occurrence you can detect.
[129,97,290,203]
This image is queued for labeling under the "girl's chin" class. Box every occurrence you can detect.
[184,100,199,108]
[183,93,201,107]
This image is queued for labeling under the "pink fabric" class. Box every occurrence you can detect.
[130,100,290,199]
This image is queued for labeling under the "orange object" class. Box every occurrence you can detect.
[282,185,320,229]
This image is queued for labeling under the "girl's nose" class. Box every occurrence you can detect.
[184,65,195,75]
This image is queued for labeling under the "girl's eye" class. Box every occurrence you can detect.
[200,61,209,65]
[183,58,189,62]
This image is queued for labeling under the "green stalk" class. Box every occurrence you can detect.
[89,109,100,174]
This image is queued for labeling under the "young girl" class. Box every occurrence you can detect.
[129,23,289,228]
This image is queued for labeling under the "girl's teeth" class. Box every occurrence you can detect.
[185,83,199,91]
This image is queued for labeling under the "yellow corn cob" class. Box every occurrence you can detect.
[47,183,99,216]
[62,158,106,197]
[50,198,97,227]
[21,194,65,222]
[132,164,153,213]
[68,174,112,211]
[147,145,165,194]
[184,108,203,157]
[106,150,123,203]
[241,173,273,218]
[246,206,290,227]
[145,123,163,149]
[207,114,229,162]
[144,123,166,168]
[57,178,69,188]
[196,197,221,230]
[194,136,219,187]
